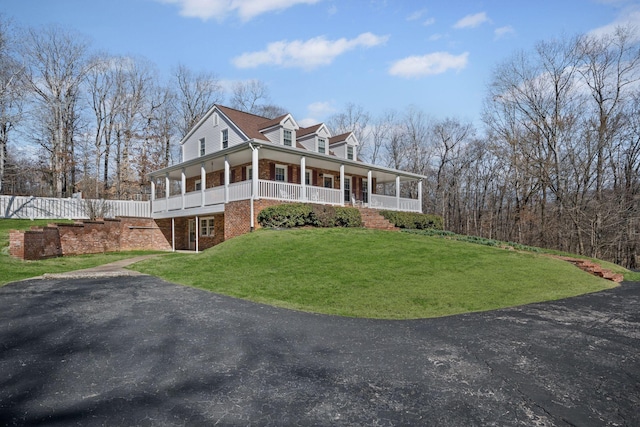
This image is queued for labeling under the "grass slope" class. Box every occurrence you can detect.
[132,228,617,319]
[0,219,161,286]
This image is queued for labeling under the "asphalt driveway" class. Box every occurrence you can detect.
[0,275,638,426]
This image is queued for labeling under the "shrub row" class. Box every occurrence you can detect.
[379,211,443,230]
[257,203,363,228]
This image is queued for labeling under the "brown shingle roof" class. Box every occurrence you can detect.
[258,114,288,131]
[329,132,352,145]
[216,105,273,141]
[297,124,323,138]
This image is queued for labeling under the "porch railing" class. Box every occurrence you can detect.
[1,194,150,219]
[229,181,251,201]
[151,180,420,214]
[369,194,421,212]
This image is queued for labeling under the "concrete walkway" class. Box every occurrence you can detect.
[1,275,638,426]
[40,254,163,279]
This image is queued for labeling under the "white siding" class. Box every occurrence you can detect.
[297,135,315,151]
[332,143,346,158]
[263,127,281,144]
[182,111,248,161]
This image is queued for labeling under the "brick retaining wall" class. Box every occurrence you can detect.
[9,217,171,260]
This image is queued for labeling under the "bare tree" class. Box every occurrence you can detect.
[0,16,24,194]
[20,25,92,197]
[327,103,371,159]
[174,64,223,136]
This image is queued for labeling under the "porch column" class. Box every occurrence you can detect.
[367,170,372,207]
[150,179,155,213]
[171,217,175,252]
[339,164,345,206]
[396,175,400,210]
[165,172,170,212]
[195,215,199,253]
[200,162,206,207]
[224,155,230,203]
[181,167,186,209]
[300,156,306,201]
[252,145,259,198]
[418,179,423,213]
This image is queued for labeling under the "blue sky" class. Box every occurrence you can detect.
[4,0,640,129]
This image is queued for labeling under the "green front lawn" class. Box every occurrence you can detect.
[0,219,163,285]
[132,228,620,319]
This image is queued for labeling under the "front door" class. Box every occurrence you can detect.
[188,219,196,250]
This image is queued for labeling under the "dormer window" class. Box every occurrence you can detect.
[318,138,326,154]
[347,146,354,160]
[284,129,292,147]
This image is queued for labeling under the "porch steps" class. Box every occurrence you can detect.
[555,256,624,283]
[357,207,398,231]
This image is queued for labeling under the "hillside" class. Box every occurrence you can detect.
[131,228,620,319]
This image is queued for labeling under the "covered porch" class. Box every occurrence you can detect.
[148,142,425,219]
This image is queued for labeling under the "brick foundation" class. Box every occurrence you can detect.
[9,217,172,260]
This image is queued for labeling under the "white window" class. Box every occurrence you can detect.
[222,129,229,149]
[199,138,205,157]
[318,138,326,154]
[284,129,292,147]
[305,170,311,186]
[200,217,215,237]
[275,164,287,182]
[195,179,202,191]
[347,146,354,160]
[323,175,333,188]
[247,166,253,180]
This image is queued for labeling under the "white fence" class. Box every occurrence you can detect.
[0,195,150,219]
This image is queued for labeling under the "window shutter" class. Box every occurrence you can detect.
[288,165,294,183]
[219,172,224,186]
[231,169,236,183]
[372,178,377,194]
[313,170,318,186]
[241,167,246,181]
[358,177,363,198]
[270,163,275,180]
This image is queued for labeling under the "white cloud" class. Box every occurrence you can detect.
[423,17,436,27]
[428,33,444,41]
[232,32,390,70]
[494,25,515,39]
[157,0,322,22]
[453,12,490,29]
[589,7,640,41]
[307,101,335,117]
[407,8,427,21]
[389,52,469,78]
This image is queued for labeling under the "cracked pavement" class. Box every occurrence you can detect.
[0,276,638,426]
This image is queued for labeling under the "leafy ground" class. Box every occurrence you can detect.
[0,219,161,285]
[132,228,622,319]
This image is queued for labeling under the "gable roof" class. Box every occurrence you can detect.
[329,132,353,145]
[297,124,323,138]
[216,105,272,141]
